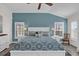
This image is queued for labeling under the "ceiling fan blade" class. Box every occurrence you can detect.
[45,3,53,6]
[38,3,41,10]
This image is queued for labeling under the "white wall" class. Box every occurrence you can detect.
[67,11,79,48]
[0,4,12,47]
[68,12,79,33]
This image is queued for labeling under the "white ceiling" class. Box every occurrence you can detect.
[2,3,79,18]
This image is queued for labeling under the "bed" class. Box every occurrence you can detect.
[10,36,65,56]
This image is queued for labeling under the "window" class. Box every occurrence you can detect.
[71,21,78,41]
[15,22,25,38]
[0,16,3,33]
[54,22,64,38]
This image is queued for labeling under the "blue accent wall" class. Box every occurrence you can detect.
[12,13,68,41]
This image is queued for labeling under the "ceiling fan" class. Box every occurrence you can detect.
[38,3,53,10]
[27,3,53,10]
